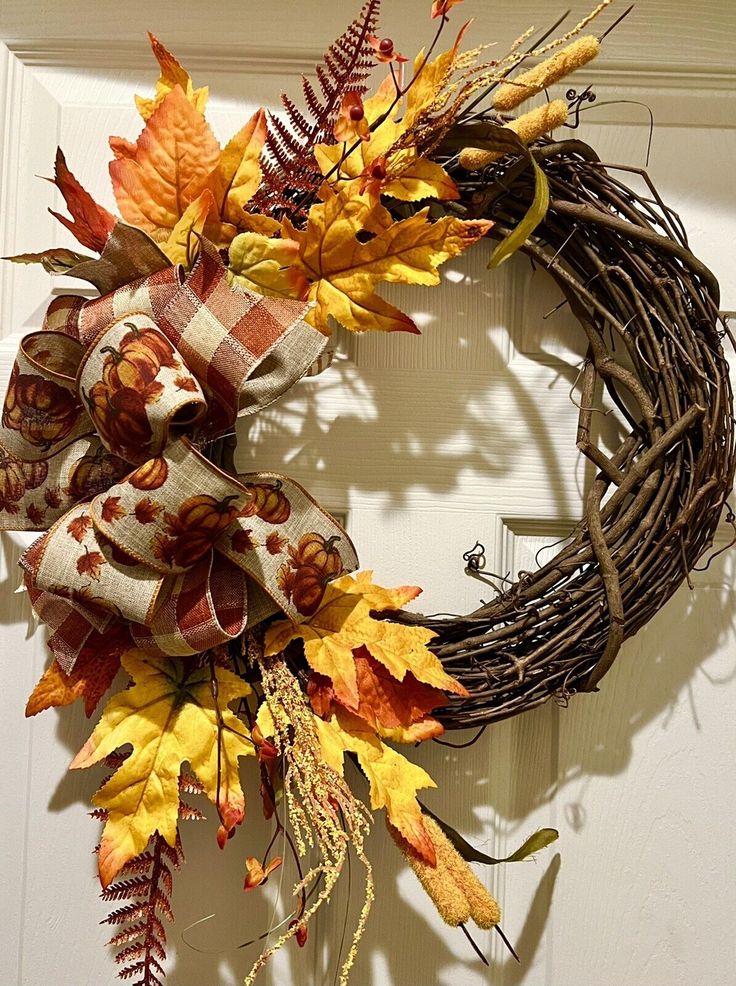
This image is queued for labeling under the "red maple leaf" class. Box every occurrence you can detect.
[44,486,63,508]
[231,528,258,553]
[134,497,162,524]
[265,531,287,555]
[67,512,92,543]
[309,647,448,734]
[26,503,46,526]
[76,549,106,580]
[101,495,126,523]
[48,148,116,252]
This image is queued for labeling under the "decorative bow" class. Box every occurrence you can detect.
[0,236,357,671]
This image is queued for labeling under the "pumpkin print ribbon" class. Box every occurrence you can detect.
[0,240,357,671]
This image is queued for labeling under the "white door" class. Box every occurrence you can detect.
[1,2,735,984]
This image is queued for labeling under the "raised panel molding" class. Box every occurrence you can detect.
[3,39,736,127]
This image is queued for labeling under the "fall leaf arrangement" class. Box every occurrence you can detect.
[0,0,674,982]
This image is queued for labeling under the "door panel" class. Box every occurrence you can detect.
[1,5,735,982]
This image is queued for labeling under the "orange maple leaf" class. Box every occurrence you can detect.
[231,528,258,553]
[109,85,221,243]
[76,550,106,580]
[100,495,126,523]
[26,648,122,719]
[47,148,116,252]
[265,531,287,556]
[67,512,92,543]
[308,647,447,737]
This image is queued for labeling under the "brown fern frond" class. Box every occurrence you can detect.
[253,0,381,216]
[178,801,206,821]
[119,853,155,875]
[178,772,205,796]
[101,876,152,902]
[99,831,183,986]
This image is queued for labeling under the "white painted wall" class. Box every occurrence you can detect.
[1,3,735,984]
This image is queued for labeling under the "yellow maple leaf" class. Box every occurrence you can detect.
[264,572,468,709]
[109,85,221,243]
[70,649,253,887]
[227,231,308,299]
[135,33,209,121]
[284,188,492,334]
[404,21,472,130]
[314,81,458,204]
[214,109,267,227]
[265,586,367,707]
[161,188,215,264]
[315,708,437,862]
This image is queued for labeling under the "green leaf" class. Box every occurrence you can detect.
[422,803,558,864]
[438,122,550,269]
[488,151,549,269]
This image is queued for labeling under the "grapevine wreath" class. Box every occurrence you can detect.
[3,0,733,983]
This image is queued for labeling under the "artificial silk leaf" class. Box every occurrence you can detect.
[265,572,468,709]
[314,75,459,204]
[48,148,116,252]
[240,212,282,235]
[424,804,559,864]
[109,85,221,242]
[404,22,472,130]
[25,649,121,719]
[4,247,93,273]
[70,649,252,887]
[215,110,267,226]
[489,150,548,269]
[161,189,215,265]
[316,709,437,863]
[135,32,208,121]
[265,586,366,707]
[227,231,307,299]
[342,569,422,611]
[308,648,448,734]
[289,189,492,333]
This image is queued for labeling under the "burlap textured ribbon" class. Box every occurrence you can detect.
[1,240,357,670]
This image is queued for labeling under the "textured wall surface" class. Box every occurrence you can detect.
[1,2,735,984]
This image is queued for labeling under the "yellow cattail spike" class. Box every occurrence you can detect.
[445,857,501,929]
[459,99,568,171]
[389,816,502,930]
[388,820,471,927]
[494,35,600,112]
[422,817,501,930]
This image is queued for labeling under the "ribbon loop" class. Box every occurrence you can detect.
[89,438,251,574]
[130,554,249,657]
[1,331,92,461]
[78,314,207,463]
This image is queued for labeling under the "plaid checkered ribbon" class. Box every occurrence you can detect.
[0,242,358,671]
